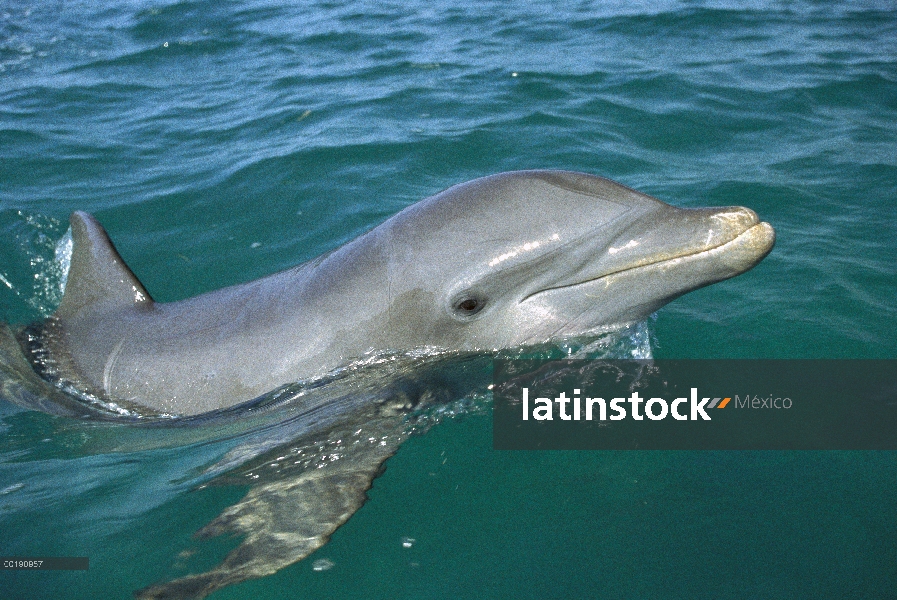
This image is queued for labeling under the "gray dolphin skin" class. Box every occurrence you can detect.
[18,170,775,416]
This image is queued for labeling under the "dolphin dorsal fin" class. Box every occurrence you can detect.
[55,211,153,320]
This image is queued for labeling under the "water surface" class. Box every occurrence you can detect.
[1,1,896,598]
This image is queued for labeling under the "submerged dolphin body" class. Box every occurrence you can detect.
[19,170,774,417]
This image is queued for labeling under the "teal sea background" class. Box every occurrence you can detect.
[2,0,896,598]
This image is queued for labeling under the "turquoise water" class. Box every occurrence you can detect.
[2,0,896,598]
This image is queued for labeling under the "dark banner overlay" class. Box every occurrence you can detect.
[1,557,89,570]
[493,360,897,450]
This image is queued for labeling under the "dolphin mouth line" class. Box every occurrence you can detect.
[523,221,772,301]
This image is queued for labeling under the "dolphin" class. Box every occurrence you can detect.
[14,170,775,417]
[2,170,775,598]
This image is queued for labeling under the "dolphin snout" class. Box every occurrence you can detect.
[708,205,760,239]
[603,204,762,273]
[666,206,774,276]
[671,205,760,251]
[714,221,776,273]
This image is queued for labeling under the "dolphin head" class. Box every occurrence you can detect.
[366,170,775,351]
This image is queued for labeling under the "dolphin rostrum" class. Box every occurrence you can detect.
[15,170,774,417]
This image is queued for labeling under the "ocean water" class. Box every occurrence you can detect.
[1,0,896,598]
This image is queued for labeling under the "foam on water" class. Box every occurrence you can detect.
[0,212,68,322]
[53,226,72,297]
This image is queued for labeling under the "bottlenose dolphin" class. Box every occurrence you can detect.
[15,170,774,417]
[2,170,775,598]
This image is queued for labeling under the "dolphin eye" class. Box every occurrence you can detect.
[452,293,486,317]
[459,298,479,311]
